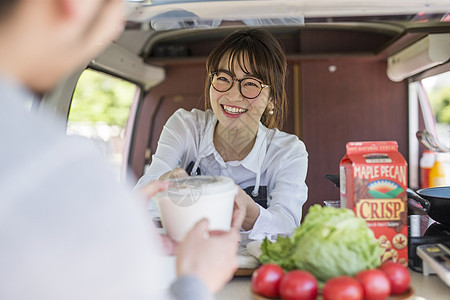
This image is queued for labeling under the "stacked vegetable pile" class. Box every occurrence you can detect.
[252,205,411,300]
[260,205,382,282]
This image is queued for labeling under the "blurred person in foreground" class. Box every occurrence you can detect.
[0,1,242,299]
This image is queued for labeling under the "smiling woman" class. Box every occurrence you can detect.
[135,28,308,242]
[205,28,287,130]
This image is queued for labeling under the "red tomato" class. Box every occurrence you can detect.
[379,261,411,295]
[279,270,318,300]
[251,263,284,298]
[355,269,391,300]
[322,276,363,300]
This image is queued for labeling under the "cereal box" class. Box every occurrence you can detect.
[340,141,408,267]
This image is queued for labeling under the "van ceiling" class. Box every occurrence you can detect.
[144,25,398,60]
[136,20,450,65]
[122,1,450,66]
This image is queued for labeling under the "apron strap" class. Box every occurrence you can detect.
[243,186,268,208]
[186,161,201,176]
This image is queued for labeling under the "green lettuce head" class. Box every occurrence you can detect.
[259,205,382,283]
[290,205,382,282]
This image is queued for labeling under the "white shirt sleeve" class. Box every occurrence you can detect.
[135,108,198,188]
[247,138,308,241]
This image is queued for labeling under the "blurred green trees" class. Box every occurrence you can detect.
[429,84,450,124]
[69,69,137,127]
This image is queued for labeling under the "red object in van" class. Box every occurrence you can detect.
[340,141,408,267]
[420,150,435,189]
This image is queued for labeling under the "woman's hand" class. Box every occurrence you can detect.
[234,186,260,231]
[159,167,189,180]
[176,219,241,293]
[231,196,246,232]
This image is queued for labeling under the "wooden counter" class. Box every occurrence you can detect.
[217,270,450,300]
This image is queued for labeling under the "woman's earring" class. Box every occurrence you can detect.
[268,101,274,115]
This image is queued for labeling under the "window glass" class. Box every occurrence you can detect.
[422,71,450,148]
[412,71,450,188]
[67,69,139,181]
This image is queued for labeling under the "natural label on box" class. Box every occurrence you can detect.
[340,141,408,266]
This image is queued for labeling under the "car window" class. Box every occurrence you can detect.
[421,71,450,148]
[408,70,450,188]
[67,69,140,181]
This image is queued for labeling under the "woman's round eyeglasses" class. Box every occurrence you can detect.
[209,71,270,99]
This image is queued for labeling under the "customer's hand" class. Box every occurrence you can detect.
[176,218,242,293]
[139,180,171,200]
[159,167,189,180]
[160,235,178,256]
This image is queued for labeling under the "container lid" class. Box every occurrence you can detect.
[154,175,236,207]
[167,175,234,193]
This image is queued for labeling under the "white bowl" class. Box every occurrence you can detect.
[153,176,237,241]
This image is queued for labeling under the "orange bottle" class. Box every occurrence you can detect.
[420,150,434,189]
[429,152,446,187]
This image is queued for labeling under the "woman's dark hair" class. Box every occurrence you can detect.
[204,28,287,129]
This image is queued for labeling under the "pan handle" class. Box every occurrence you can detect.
[325,174,340,188]
[407,188,431,212]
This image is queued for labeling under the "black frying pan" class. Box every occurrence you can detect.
[325,174,450,225]
[407,187,450,225]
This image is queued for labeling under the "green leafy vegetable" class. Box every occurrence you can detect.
[259,205,382,283]
[259,236,295,270]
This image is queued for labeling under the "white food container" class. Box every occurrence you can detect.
[153,175,237,241]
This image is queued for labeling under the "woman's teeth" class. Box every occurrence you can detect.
[222,105,248,114]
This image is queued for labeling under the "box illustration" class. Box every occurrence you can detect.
[340,141,408,267]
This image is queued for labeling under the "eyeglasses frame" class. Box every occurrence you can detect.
[208,70,270,99]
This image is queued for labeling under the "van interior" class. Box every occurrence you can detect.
[39,0,450,220]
